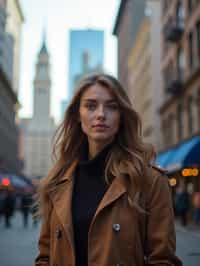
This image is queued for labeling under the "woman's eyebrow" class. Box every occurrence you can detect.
[83,98,117,103]
[82,99,97,102]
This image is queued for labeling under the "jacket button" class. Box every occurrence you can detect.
[113,223,121,232]
[55,229,62,239]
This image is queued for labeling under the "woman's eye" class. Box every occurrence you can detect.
[85,103,96,110]
[106,104,118,110]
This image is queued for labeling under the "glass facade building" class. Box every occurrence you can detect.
[68,29,104,100]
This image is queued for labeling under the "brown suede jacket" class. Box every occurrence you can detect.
[35,162,182,266]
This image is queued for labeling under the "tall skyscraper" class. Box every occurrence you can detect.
[68,29,104,99]
[21,35,55,179]
[60,29,104,120]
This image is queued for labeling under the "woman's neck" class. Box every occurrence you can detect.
[88,139,113,159]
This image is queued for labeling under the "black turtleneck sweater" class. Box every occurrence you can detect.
[71,144,112,266]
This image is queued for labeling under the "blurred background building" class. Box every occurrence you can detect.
[114,0,163,150]
[114,0,200,192]
[61,29,104,119]
[74,50,103,88]
[21,36,55,179]
[157,0,200,191]
[5,0,24,95]
[113,0,146,92]
[0,0,23,175]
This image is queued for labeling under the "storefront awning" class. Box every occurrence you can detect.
[155,136,200,172]
[155,148,176,168]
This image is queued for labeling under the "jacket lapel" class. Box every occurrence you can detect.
[49,161,77,248]
[90,174,127,227]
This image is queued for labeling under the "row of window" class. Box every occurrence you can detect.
[163,90,200,146]
[163,19,200,84]
[163,0,200,16]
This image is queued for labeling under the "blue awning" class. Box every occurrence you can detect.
[155,148,176,168]
[155,135,200,172]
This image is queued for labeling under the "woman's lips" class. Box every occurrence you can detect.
[92,124,108,129]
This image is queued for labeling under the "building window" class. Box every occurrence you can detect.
[164,61,174,92]
[188,0,193,14]
[163,0,169,12]
[38,88,45,94]
[198,89,200,130]
[177,103,183,140]
[163,114,174,146]
[143,126,153,138]
[188,32,194,68]
[38,64,47,79]
[177,47,186,79]
[177,1,185,28]
[169,114,175,145]
[187,96,193,134]
[162,119,168,146]
[197,21,200,62]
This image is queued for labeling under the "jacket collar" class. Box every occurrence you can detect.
[54,160,78,184]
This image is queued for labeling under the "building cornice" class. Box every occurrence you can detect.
[15,0,25,22]
[113,0,127,35]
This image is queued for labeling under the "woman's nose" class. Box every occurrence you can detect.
[96,105,105,118]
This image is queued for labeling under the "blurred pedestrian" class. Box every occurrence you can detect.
[2,189,15,228]
[0,191,6,224]
[35,73,182,266]
[30,194,39,227]
[175,183,190,226]
[20,193,31,228]
[192,191,200,225]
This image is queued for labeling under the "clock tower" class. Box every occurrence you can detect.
[32,34,52,128]
[21,34,55,179]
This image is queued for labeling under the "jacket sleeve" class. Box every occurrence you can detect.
[35,197,52,266]
[145,174,182,266]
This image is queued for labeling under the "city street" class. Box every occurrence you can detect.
[0,212,200,266]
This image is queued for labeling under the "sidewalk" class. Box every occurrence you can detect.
[0,211,40,266]
[175,219,200,238]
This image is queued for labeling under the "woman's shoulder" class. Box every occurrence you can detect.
[149,164,167,175]
[145,163,168,188]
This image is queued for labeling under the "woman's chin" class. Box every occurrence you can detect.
[90,133,113,143]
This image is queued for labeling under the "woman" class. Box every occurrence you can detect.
[35,73,182,266]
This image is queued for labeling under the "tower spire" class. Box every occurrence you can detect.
[39,29,48,54]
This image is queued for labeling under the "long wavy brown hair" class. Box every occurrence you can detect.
[37,73,156,217]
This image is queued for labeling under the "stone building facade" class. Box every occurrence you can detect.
[160,0,200,148]
[0,0,20,174]
[113,0,146,92]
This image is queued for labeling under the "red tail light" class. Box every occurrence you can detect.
[2,177,10,186]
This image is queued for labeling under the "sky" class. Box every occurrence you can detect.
[19,0,120,123]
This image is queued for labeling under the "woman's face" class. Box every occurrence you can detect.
[79,83,121,145]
